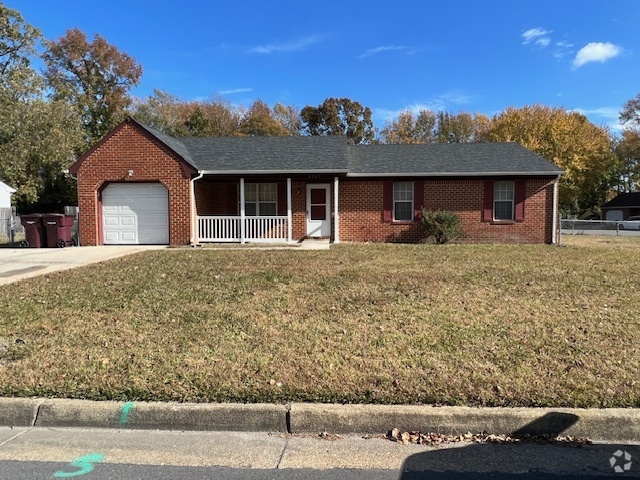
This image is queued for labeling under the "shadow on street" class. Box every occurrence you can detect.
[399,412,639,479]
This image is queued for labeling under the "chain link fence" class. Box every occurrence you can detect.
[561,218,640,236]
[0,208,25,246]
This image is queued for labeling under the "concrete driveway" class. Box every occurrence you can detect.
[0,246,165,286]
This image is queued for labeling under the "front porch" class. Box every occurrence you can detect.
[193,177,340,244]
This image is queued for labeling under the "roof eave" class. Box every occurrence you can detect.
[200,169,350,175]
[346,171,566,177]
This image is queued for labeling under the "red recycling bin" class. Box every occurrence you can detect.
[19,214,46,248]
[42,214,76,248]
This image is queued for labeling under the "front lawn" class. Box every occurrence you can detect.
[0,237,638,407]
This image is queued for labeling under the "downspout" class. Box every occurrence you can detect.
[190,171,204,246]
[551,175,560,245]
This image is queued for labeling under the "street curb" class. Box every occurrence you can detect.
[0,398,41,427]
[0,398,287,432]
[0,398,638,442]
[289,404,640,443]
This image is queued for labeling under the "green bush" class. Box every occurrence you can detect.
[421,209,462,244]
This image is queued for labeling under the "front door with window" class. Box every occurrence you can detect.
[306,184,330,237]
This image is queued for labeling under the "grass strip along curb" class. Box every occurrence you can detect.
[1,398,638,443]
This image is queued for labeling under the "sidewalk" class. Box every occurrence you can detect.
[0,427,636,475]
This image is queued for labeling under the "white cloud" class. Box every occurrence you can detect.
[522,28,552,46]
[574,106,623,131]
[359,45,408,59]
[552,40,574,58]
[218,88,254,95]
[572,42,622,69]
[375,91,473,122]
[536,37,551,47]
[249,35,323,54]
[376,103,433,122]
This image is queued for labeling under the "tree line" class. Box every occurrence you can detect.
[1,4,639,216]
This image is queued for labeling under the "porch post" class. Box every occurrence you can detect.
[287,177,292,243]
[333,176,340,244]
[240,177,246,244]
[190,172,204,246]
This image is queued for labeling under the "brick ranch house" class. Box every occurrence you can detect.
[68,117,564,246]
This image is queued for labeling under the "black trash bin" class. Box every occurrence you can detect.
[43,214,76,248]
[20,214,46,248]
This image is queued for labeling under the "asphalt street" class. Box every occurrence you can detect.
[0,461,636,480]
[0,427,638,479]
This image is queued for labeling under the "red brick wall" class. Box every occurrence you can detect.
[75,122,192,246]
[195,181,237,215]
[193,177,555,244]
[338,178,556,244]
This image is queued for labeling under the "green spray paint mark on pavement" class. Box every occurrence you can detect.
[53,453,105,478]
[120,401,135,426]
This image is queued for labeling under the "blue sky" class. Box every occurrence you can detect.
[8,0,638,132]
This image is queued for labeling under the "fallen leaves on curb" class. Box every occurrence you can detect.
[386,428,592,447]
[318,431,344,441]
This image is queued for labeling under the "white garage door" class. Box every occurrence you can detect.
[605,209,623,221]
[102,183,169,245]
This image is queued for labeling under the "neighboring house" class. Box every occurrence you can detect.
[0,181,16,209]
[601,193,640,221]
[68,117,564,246]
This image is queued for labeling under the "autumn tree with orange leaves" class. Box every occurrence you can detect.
[479,104,617,214]
[43,28,143,147]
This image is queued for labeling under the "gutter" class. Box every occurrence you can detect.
[346,171,566,178]
[190,171,205,246]
[200,169,349,175]
[63,169,78,181]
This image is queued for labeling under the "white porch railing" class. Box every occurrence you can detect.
[198,216,290,243]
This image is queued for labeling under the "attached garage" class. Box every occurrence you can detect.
[605,209,623,221]
[102,183,169,245]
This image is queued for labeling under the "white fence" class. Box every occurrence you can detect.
[560,219,640,236]
[198,215,289,243]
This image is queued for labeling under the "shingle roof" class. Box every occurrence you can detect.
[601,193,640,208]
[136,122,194,166]
[347,142,564,176]
[133,118,563,176]
[177,135,349,172]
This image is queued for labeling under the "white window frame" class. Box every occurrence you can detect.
[493,180,514,221]
[393,181,414,222]
[243,183,277,217]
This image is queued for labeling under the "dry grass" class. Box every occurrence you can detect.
[0,237,638,407]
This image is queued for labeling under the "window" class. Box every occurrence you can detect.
[393,182,414,221]
[383,181,423,223]
[243,183,277,216]
[493,180,514,221]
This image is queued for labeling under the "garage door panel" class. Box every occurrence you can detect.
[120,216,136,226]
[138,216,165,227]
[102,183,169,245]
